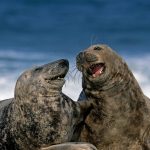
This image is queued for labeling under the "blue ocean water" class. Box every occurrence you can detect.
[0,0,150,100]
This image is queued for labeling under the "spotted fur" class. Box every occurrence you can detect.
[76,44,150,150]
[0,59,96,150]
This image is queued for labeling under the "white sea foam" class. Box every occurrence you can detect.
[0,55,150,101]
[126,55,150,98]
[0,75,16,100]
[0,50,48,61]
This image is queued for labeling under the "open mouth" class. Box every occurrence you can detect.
[87,63,105,77]
[45,73,66,81]
[51,74,66,80]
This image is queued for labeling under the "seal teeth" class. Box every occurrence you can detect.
[45,74,65,81]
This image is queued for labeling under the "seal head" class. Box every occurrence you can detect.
[76,44,128,92]
[76,44,150,149]
[15,59,69,97]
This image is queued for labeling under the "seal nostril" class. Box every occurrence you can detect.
[76,52,85,64]
[59,60,69,68]
[85,53,98,62]
[93,46,102,51]
[77,52,84,60]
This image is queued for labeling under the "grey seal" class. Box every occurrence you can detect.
[76,44,150,150]
[0,59,97,150]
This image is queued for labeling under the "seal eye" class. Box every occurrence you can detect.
[94,46,102,51]
[34,67,43,72]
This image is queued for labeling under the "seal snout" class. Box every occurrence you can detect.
[76,51,98,72]
[76,52,98,63]
[58,59,69,68]
[76,50,105,78]
[85,53,98,63]
[35,59,69,82]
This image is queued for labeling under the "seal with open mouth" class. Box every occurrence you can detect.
[76,44,150,149]
[0,59,97,150]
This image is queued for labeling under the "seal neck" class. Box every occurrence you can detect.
[82,63,146,118]
[83,62,144,98]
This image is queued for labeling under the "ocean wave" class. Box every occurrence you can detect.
[0,50,52,62]
[0,49,64,77]
[126,55,150,98]
[0,75,16,100]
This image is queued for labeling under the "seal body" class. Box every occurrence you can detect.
[0,59,96,150]
[76,44,150,150]
[0,98,18,150]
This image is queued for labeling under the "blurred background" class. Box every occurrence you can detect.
[0,0,150,100]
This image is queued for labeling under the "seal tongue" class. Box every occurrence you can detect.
[92,66,100,74]
[91,64,104,77]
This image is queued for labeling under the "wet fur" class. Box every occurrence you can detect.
[0,59,96,150]
[76,44,150,150]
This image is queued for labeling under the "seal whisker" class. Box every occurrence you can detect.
[90,35,98,46]
[72,69,82,84]
[71,66,78,73]
[64,71,73,87]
